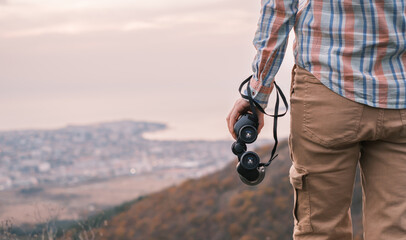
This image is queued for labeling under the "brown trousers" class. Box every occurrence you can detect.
[289,66,406,240]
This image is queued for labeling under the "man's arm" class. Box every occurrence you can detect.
[250,0,298,109]
[227,0,298,138]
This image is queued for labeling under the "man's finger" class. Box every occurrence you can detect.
[226,99,251,140]
[226,107,238,139]
[228,109,240,140]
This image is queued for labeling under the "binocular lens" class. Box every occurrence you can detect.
[241,151,260,170]
[239,126,257,143]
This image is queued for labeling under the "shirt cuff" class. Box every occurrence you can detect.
[247,76,273,109]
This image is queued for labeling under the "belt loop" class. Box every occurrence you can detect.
[291,64,297,95]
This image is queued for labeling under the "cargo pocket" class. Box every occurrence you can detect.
[289,165,313,234]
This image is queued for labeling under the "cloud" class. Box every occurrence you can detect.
[0,0,257,38]
[119,21,160,32]
[3,21,161,37]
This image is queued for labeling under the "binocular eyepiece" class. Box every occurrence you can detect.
[232,113,265,186]
[233,114,258,144]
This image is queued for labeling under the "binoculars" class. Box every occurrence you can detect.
[231,113,265,186]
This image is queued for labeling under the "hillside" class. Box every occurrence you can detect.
[0,120,232,225]
[67,141,363,240]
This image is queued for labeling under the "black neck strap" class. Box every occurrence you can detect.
[238,76,288,167]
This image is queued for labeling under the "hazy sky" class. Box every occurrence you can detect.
[0,0,294,140]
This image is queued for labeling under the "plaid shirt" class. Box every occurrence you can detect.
[250,0,406,109]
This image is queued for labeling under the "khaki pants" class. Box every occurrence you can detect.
[289,66,406,240]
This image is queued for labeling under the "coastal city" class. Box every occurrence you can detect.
[0,121,233,191]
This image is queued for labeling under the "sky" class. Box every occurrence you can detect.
[0,0,295,140]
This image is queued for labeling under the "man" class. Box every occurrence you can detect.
[226,0,406,239]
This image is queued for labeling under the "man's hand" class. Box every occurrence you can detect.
[226,98,264,140]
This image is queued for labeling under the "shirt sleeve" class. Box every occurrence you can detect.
[249,0,298,109]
